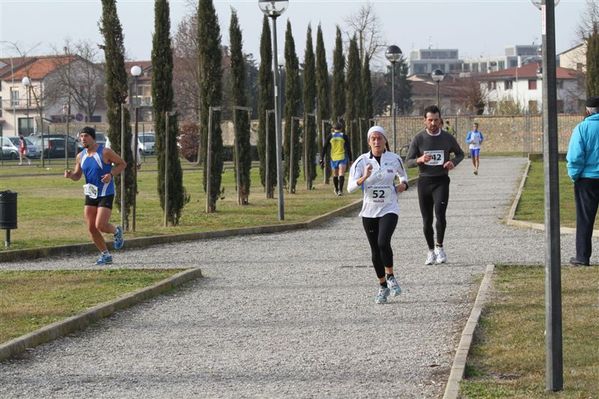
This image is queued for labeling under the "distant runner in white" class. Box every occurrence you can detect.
[348,125,409,304]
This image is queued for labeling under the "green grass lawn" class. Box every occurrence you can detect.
[0,157,361,250]
[461,265,599,398]
[515,160,578,228]
[0,269,183,344]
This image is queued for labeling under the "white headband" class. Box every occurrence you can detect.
[367,125,387,141]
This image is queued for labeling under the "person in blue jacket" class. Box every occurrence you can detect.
[465,122,484,175]
[566,96,599,267]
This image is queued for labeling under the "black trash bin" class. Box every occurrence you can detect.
[0,190,17,247]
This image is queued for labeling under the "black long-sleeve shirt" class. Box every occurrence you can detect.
[406,129,464,177]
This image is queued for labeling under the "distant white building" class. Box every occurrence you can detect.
[461,45,542,75]
[478,63,584,114]
[408,48,461,75]
[558,42,586,72]
[407,45,543,77]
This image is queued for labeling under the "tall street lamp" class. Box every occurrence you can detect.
[259,0,288,221]
[531,0,563,392]
[431,69,444,109]
[21,76,31,135]
[385,45,402,152]
[130,65,142,232]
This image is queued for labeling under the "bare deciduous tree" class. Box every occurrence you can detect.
[173,13,200,122]
[45,40,104,122]
[577,0,599,40]
[344,2,385,63]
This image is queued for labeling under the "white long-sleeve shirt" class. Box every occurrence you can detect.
[347,150,408,218]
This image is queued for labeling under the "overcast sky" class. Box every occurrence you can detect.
[0,0,590,71]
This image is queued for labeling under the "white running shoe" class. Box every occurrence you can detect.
[374,287,390,304]
[386,276,402,296]
[435,246,447,264]
[425,250,436,265]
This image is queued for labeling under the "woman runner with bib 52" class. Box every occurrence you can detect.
[348,125,409,304]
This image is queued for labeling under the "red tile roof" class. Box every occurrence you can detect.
[481,62,580,80]
[2,55,77,81]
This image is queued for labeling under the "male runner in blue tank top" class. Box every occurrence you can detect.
[64,126,127,265]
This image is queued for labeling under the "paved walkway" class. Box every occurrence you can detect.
[0,157,582,398]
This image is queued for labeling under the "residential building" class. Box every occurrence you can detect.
[125,61,153,122]
[478,63,584,114]
[558,42,586,72]
[0,55,106,136]
[408,48,462,76]
[461,45,542,75]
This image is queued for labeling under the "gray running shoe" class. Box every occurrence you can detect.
[113,226,124,250]
[386,276,402,296]
[435,246,447,264]
[96,253,113,265]
[374,287,390,304]
[425,250,436,265]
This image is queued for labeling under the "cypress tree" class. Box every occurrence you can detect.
[397,57,413,116]
[315,24,331,178]
[257,16,276,198]
[99,0,134,229]
[283,20,301,193]
[152,0,186,225]
[331,26,345,123]
[197,0,223,212]
[229,9,251,205]
[587,26,599,97]
[360,54,373,153]
[303,24,317,188]
[345,35,361,158]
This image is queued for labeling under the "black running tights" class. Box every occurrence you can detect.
[362,213,398,279]
[418,175,450,249]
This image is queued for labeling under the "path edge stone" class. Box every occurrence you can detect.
[0,267,203,362]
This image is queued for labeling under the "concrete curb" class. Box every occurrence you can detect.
[0,198,366,263]
[505,158,598,237]
[443,264,495,399]
[0,267,203,362]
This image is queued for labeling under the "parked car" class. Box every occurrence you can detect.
[137,132,155,155]
[105,135,144,165]
[95,132,108,146]
[30,134,79,159]
[0,136,19,160]
[8,136,40,159]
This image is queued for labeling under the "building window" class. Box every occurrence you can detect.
[487,81,496,90]
[557,100,564,113]
[528,79,537,90]
[472,64,479,73]
[10,89,19,107]
[504,80,513,90]
[557,81,563,89]
[498,60,505,69]
[18,117,33,135]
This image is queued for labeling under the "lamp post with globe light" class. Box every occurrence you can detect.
[130,65,142,231]
[259,0,288,221]
[385,45,402,152]
[21,76,31,136]
[431,69,444,109]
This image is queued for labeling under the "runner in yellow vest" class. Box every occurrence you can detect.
[320,122,352,196]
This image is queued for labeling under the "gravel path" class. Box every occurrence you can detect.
[0,157,581,398]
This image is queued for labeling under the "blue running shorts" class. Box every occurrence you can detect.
[330,158,349,169]
[470,148,481,157]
